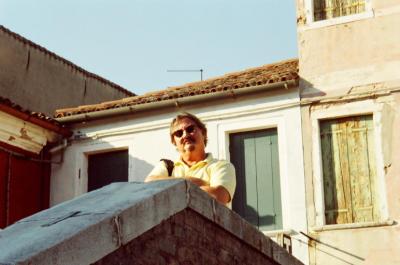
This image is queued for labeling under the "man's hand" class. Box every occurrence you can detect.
[145,175,231,205]
[200,185,231,205]
[184,176,208,186]
[144,175,170,182]
[185,177,231,205]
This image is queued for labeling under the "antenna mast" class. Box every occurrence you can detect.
[167,69,204,81]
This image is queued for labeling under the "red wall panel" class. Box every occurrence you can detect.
[0,146,51,228]
[41,157,51,210]
[8,156,43,225]
[0,150,9,228]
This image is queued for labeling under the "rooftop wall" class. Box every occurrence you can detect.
[95,208,280,265]
[0,180,303,265]
[0,26,134,116]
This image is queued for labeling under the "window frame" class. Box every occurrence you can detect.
[229,128,283,231]
[217,116,291,234]
[304,0,373,28]
[311,100,389,229]
[87,149,129,192]
[73,135,133,197]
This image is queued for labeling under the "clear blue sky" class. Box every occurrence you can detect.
[0,0,298,95]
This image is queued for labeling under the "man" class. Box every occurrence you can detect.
[145,112,236,207]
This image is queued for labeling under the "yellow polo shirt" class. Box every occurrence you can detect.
[148,153,236,207]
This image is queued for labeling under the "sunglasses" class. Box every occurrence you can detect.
[172,125,196,138]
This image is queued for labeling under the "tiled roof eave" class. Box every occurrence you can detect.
[55,58,299,121]
[0,97,71,137]
[56,79,298,124]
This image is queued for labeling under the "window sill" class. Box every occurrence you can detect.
[311,219,395,232]
[300,11,374,31]
[262,229,296,238]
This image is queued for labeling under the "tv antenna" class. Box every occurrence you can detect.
[167,69,204,81]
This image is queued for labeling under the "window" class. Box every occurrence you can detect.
[320,115,378,224]
[314,0,366,21]
[230,129,283,231]
[87,150,128,192]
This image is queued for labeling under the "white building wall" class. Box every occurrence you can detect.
[51,91,309,264]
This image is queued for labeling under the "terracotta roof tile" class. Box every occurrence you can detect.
[0,96,71,136]
[55,58,299,118]
[0,25,135,97]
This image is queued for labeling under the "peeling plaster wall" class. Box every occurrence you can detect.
[0,111,59,154]
[310,226,400,265]
[0,29,132,116]
[296,1,400,98]
[296,1,400,264]
[383,93,400,219]
[373,0,400,9]
[300,95,400,265]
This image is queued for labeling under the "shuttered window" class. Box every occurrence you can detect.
[320,115,378,225]
[314,0,366,21]
[230,129,282,231]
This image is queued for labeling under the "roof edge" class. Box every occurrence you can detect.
[0,103,71,137]
[0,25,135,97]
[56,79,298,124]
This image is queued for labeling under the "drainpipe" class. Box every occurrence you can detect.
[49,139,68,164]
[49,139,68,154]
[56,80,297,124]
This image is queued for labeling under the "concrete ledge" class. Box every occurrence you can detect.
[0,180,303,265]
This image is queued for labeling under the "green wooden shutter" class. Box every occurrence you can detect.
[230,129,282,231]
[320,115,377,224]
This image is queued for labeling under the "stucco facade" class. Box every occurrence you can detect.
[0,26,134,116]
[296,0,400,264]
[50,86,310,263]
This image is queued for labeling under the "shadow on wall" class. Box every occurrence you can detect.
[299,77,326,98]
[130,156,155,182]
[300,232,366,264]
[242,205,277,228]
[85,149,156,192]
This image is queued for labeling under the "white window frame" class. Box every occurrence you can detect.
[311,100,389,229]
[73,135,133,197]
[304,0,373,28]
[217,116,291,234]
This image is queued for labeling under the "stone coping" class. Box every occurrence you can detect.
[0,180,303,265]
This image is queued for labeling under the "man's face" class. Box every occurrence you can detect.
[172,118,206,155]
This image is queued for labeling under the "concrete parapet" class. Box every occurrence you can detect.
[0,180,303,265]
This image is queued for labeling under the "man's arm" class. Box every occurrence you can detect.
[200,185,231,204]
[146,175,230,204]
[144,175,170,182]
[208,160,236,206]
[145,161,171,182]
[185,177,231,205]
[145,161,233,205]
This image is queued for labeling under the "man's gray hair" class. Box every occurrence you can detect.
[170,112,208,146]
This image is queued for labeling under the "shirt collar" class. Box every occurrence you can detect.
[175,153,213,166]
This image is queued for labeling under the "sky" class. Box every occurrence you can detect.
[0,0,298,95]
